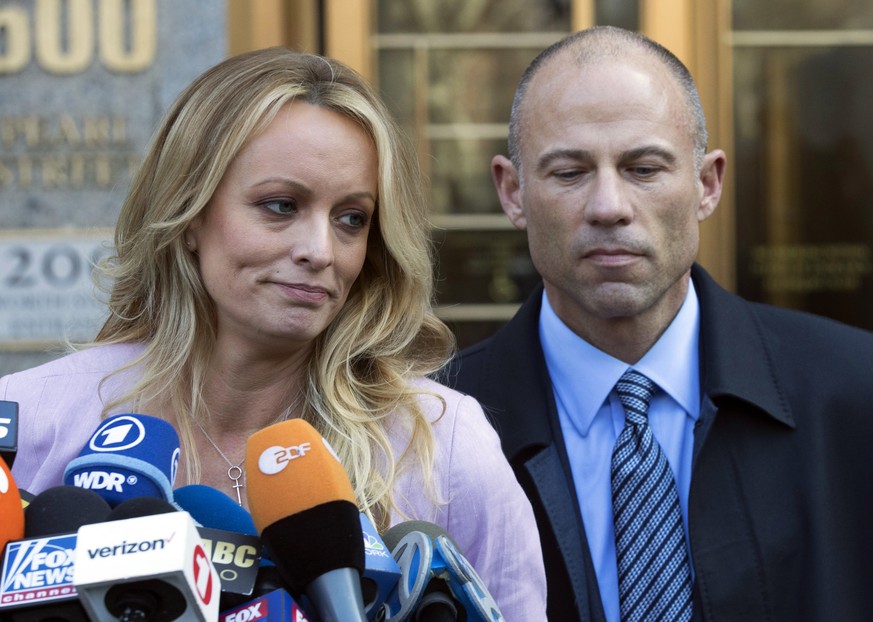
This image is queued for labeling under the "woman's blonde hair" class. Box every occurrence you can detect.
[93,47,455,528]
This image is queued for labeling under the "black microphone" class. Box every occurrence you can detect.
[105,496,179,522]
[0,401,19,469]
[0,487,112,622]
[382,521,505,622]
[23,486,114,538]
[73,499,220,621]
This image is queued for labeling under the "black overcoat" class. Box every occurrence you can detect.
[446,264,873,621]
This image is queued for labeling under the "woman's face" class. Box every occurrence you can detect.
[187,101,378,352]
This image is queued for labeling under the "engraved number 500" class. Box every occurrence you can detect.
[0,0,156,75]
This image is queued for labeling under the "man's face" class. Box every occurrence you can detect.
[494,52,722,343]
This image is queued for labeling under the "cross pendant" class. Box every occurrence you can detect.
[227,465,244,506]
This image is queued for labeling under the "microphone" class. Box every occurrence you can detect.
[0,487,112,622]
[245,419,367,622]
[172,484,257,535]
[106,496,179,522]
[359,512,401,621]
[63,413,181,507]
[1,457,24,553]
[382,521,505,622]
[24,486,114,538]
[17,489,34,510]
[173,485,262,610]
[73,503,220,621]
[219,588,312,622]
[0,401,18,469]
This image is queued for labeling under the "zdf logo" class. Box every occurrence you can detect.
[89,415,147,452]
[258,442,312,475]
[257,436,341,475]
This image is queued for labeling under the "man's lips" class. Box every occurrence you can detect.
[583,247,643,266]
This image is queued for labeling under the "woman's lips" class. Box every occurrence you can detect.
[276,282,330,303]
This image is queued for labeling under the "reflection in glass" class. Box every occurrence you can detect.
[378,44,555,214]
[374,0,571,345]
[734,45,873,330]
[427,48,537,124]
[377,0,569,34]
[430,138,506,214]
[432,228,537,306]
[732,0,873,30]
[377,49,416,134]
[596,0,640,31]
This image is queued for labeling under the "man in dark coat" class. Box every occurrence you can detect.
[446,25,873,622]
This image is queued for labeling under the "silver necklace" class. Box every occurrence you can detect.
[195,392,304,505]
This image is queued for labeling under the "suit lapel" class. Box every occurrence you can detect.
[526,445,594,621]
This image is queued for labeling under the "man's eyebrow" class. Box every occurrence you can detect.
[622,146,677,164]
[535,149,592,173]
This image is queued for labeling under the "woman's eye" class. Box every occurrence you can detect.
[338,211,368,228]
[262,198,296,214]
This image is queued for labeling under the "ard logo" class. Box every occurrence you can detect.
[88,416,146,452]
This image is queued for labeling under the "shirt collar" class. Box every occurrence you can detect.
[539,280,701,437]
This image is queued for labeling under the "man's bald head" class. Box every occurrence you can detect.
[508,26,708,173]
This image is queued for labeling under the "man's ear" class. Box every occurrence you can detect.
[491,155,527,230]
[697,149,726,223]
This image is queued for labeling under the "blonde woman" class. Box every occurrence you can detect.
[2,48,546,618]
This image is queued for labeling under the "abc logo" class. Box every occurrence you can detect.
[88,415,147,452]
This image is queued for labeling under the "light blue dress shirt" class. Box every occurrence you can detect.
[539,282,701,622]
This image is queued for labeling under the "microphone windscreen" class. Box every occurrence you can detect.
[0,456,24,549]
[107,496,180,521]
[386,521,505,622]
[382,520,456,551]
[63,413,181,506]
[245,419,364,592]
[173,484,257,535]
[23,486,112,537]
[245,419,356,531]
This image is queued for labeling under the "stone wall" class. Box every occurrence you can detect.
[0,0,226,375]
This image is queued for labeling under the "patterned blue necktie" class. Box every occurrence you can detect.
[611,370,692,621]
